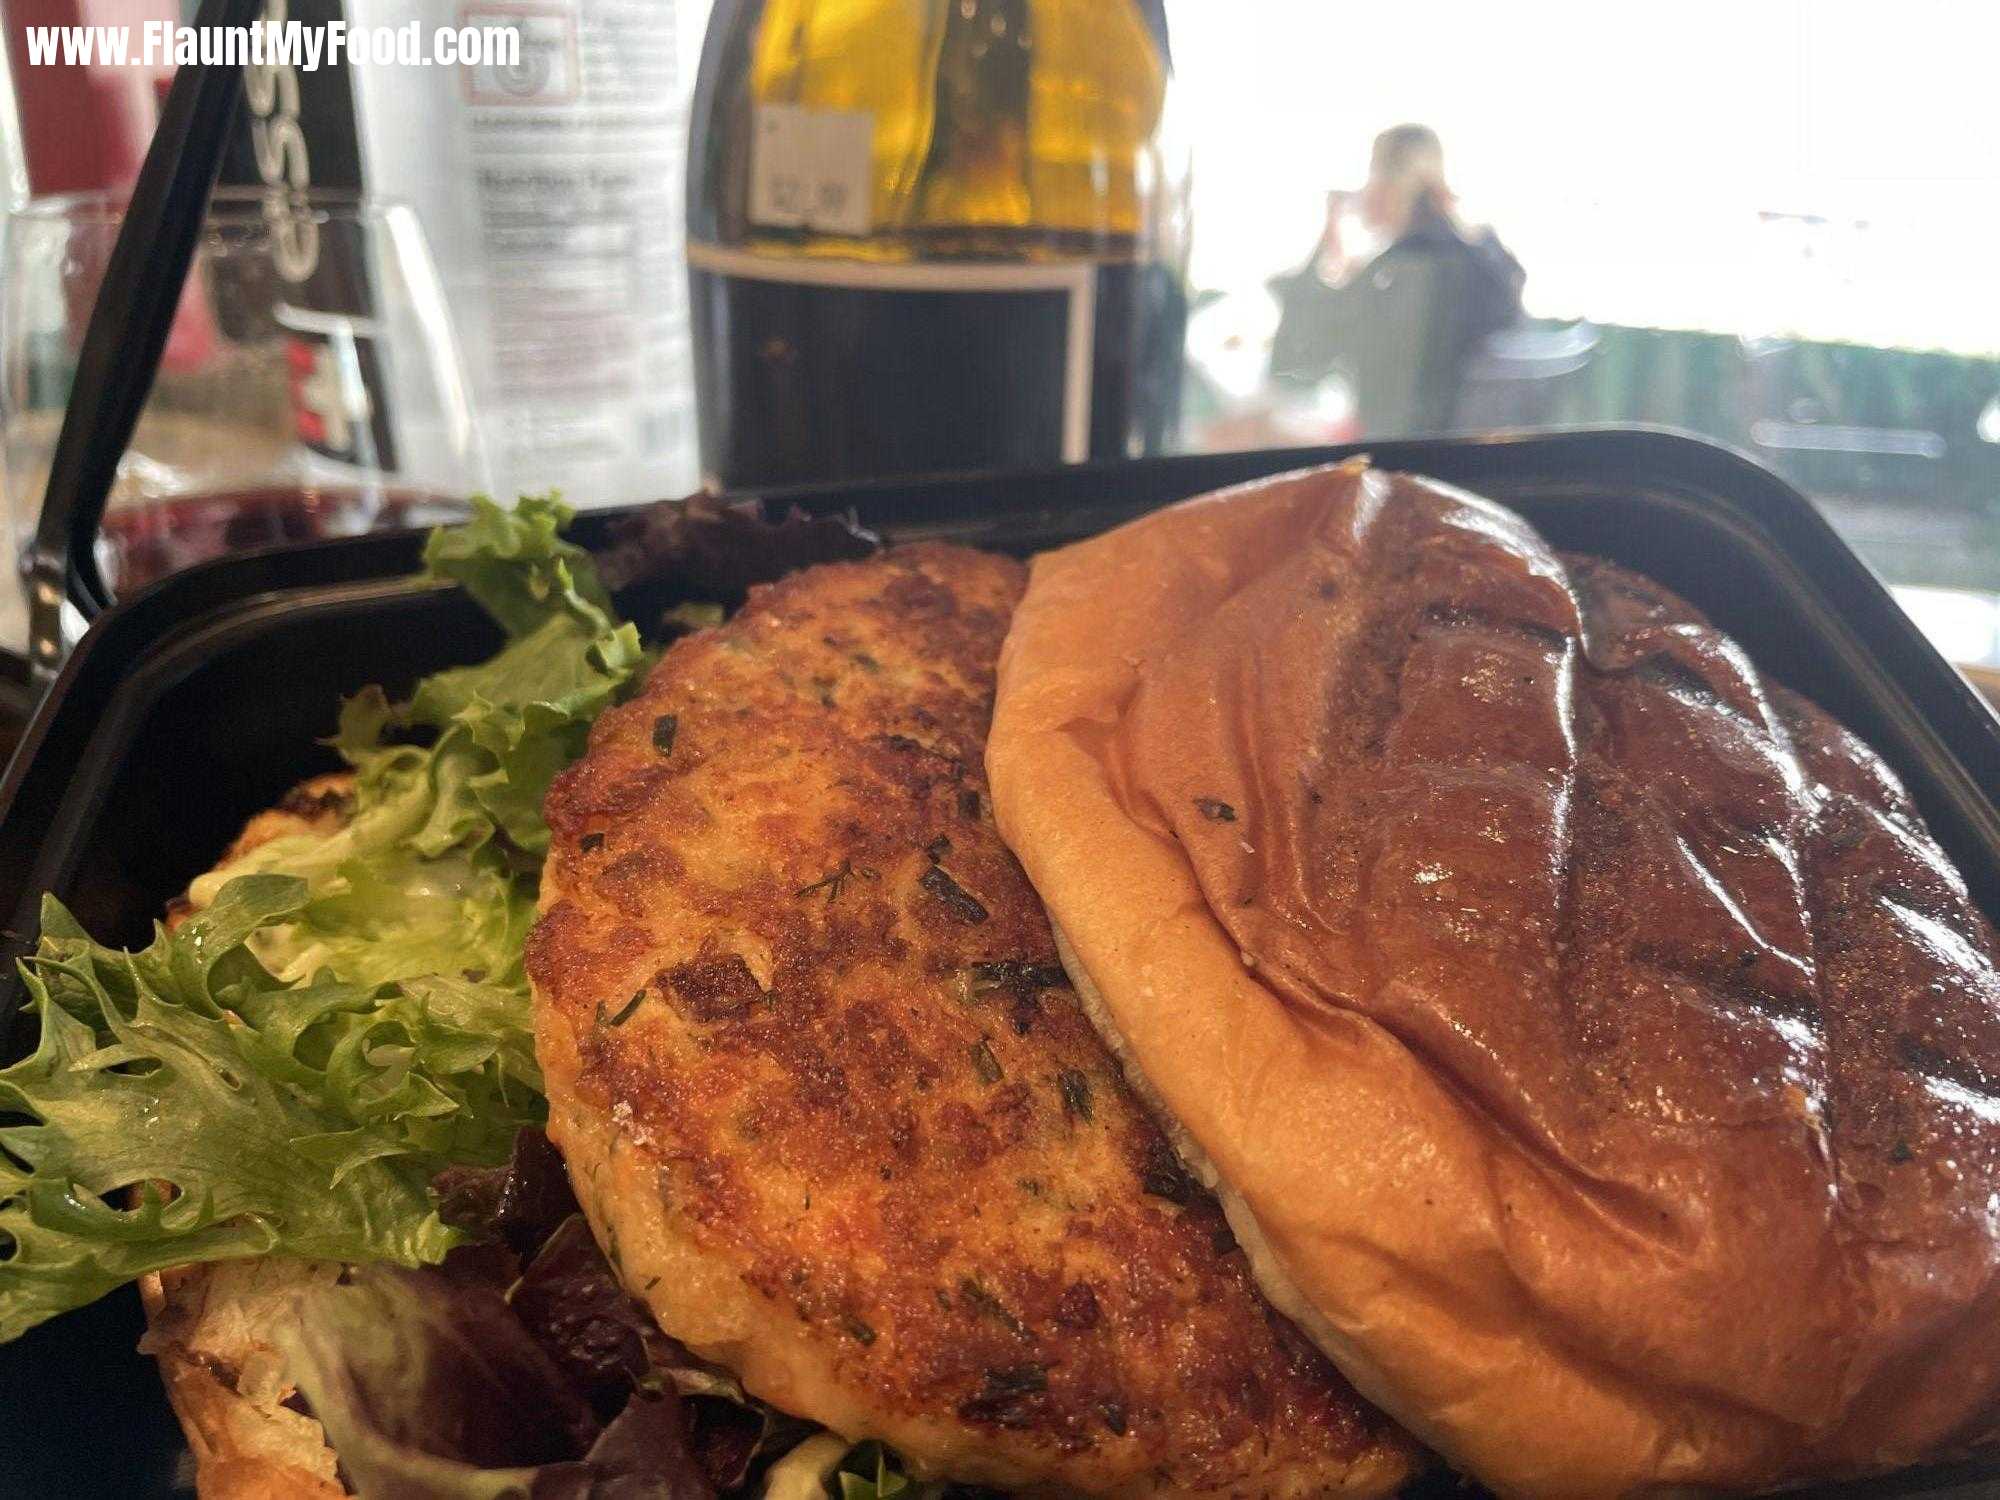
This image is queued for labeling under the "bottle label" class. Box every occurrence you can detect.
[335,0,701,503]
[688,242,1097,479]
[750,104,876,237]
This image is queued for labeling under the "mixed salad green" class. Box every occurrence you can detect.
[0,496,923,1498]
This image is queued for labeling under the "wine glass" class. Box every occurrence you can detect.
[0,188,489,652]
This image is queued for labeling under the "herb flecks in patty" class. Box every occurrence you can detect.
[796,858,876,903]
[596,990,647,1028]
[920,865,989,924]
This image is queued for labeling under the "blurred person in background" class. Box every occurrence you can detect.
[1270,123,1525,433]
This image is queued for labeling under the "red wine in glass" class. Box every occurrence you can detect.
[95,485,468,595]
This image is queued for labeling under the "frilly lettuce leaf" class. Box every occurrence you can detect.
[0,875,542,1343]
[263,844,536,991]
[360,492,645,859]
[0,496,635,1343]
[187,493,644,986]
[421,491,618,639]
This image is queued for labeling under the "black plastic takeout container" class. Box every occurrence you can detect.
[2,430,1997,1499]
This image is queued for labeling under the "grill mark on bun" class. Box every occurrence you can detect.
[988,461,2000,1493]
[1415,601,1571,654]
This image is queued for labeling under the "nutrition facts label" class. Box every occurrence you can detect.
[457,0,695,498]
[351,0,700,504]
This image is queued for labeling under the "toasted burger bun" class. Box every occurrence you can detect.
[986,461,2000,1497]
[142,773,358,1500]
[139,1257,349,1500]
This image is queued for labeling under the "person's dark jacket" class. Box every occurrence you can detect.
[1394,194,1526,373]
[1269,195,1526,431]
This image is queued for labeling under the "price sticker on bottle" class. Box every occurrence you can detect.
[750,103,874,237]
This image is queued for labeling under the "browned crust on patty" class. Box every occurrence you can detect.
[529,543,1415,1498]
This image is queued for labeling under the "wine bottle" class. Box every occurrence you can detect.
[686,0,1188,489]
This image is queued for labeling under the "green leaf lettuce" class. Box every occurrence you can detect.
[191,494,644,989]
[0,876,542,1342]
[0,495,645,1343]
